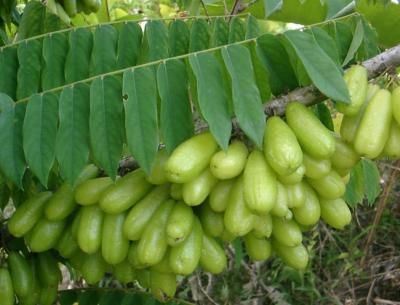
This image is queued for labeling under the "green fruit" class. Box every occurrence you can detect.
[8,192,52,237]
[220,228,236,242]
[69,249,85,271]
[29,218,66,252]
[166,132,218,183]
[392,87,400,125]
[71,209,82,238]
[37,252,61,286]
[286,102,335,159]
[383,121,400,159]
[210,140,248,179]
[244,233,271,261]
[264,116,303,176]
[83,0,100,11]
[55,3,71,24]
[38,284,58,305]
[150,270,177,302]
[63,0,78,17]
[0,268,14,305]
[303,153,331,179]
[102,212,129,265]
[307,170,345,199]
[182,168,217,206]
[199,202,224,238]
[200,234,227,274]
[113,260,136,284]
[292,183,320,226]
[331,135,359,170]
[151,251,173,274]
[209,179,235,212]
[278,164,305,185]
[146,149,169,185]
[169,217,203,275]
[286,182,306,208]
[123,184,170,241]
[136,269,151,289]
[127,242,146,269]
[44,184,76,221]
[137,200,175,266]
[19,259,40,305]
[81,252,107,284]
[243,150,277,214]
[74,177,113,206]
[271,182,290,218]
[354,89,392,158]
[272,240,309,270]
[77,205,104,254]
[224,177,255,237]
[336,65,368,116]
[170,183,182,200]
[271,217,302,247]
[8,251,33,298]
[56,224,79,258]
[252,213,273,238]
[166,201,194,246]
[320,197,351,230]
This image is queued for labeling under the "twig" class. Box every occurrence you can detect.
[373,298,400,305]
[196,272,219,305]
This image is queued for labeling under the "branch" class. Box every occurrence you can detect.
[264,44,400,116]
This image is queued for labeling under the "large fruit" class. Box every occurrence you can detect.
[28,218,66,252]
[44,184,76,221]
[0,268,14,305]
[150,270,177,302]
[8,251,34,298]
[77,205,104,254]
[320,197,352,230]
[80,252,107,284]
[102,212,129,265]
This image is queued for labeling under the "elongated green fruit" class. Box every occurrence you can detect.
[71,209,82,238]
[392,87,400,125]
[127,242,146,269]
[169,217,203,275]
[38,284,58,305]
[383,121,400,159]
[64,0,78,17]
[56,224,79,258]
[150,270,177,302]
[331,135,359,170]
[146,149,169,185]
[286,182,305,208]
[136,269,151,289]
[102,212,129,265]
[8,251,34,298]
[113,259,136,284]
[224,177,255,237]
[200,234,227,274]
[199,202,224,238]
[271,217,302,247]
[152,251,173,273]
[307,170,345,200]
[244,232,271,261]
[81,252,107,284]
[271,182,290,218]
[320,198,351,230]
[123,184,170,240]
[69,249,85,271]
[166,202,194,246]
[292,183,320,226]
[272,240,309,270]
[278,164,305,185]
[45,184,76,221]
[303,153,331,179]
[336,65,368,116]
[286,102,335,159]
[170,183,182,200]
[37,252,61,286]
[28,218,66,252]
[264,116,303,176]
[75,177,113,206]
[137,200,175,266]
[243,150,277,214]
[354,89,392,158]
[0,268,14,305]
[18,259,40,305]
[77,205,104,254]
[210,140,248,179]
[166,132,218,183]
[252,213,273,238]
[182,168,217,206]
[209,179,235,212]
[8,192,52,237]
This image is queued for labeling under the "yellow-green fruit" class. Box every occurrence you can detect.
[81,252,107,284]
[264,116,303,176]
[127,243,146,269]
[243,150,277,214]
[383,121,400,159]
[303,153,331,179]
[182,168,218,206]
[74,177,113,206]
[71,209,82,238]
[55,3,71,24]
[123,185,170,240]
[210,140,248,179]
[8,192,52,237]
[77,205,104,254]
[252,213,273,238]
[220,228,236,242]
[224,177,255,237]
[113,260,136,284]
[244,233,271,261]
[286,102,335,159]
[166,132,218,183]
[166,201,194,246]
[56,224,79,258]
[271,182,290,218]
[169,218,203,275]
[170,183,182,200]
[307,170,345,200]
[391,87,400,125]
[29,218,66,252]
[8,251,33,298]
[146,149,169,185]
[271,217,302,247]
[209,179,235,212]
[331,135,359,170]
[99,169,152,214]
[320,198,352,230]
[136,269,151,289]
[150,271,177,302]
[0,268,14,305]
[354,89,392,158]
[200,234,227,274]
[272,240,309,270]
[69,249,85,271]
[137,200,175,267]
[152,251,173,273]
[64,0,78,16]
[336,65,368,116]
[278,164,305,185]
[286,182,306,208]
[102,213,129,265]
[199,202,224,238]
[292,183,320,226]
[44,184,76,221]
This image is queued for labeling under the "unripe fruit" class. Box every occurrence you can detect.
[136,269,151,289]
[252,213,273,238]
[278,164,305,185]
[286,182,306,208]
[199,202,224,238]
[271,182,290,218]
[75,177,113,206]
[271,217,302,247]
[244,232,272,261]
[127,243,146,269]
[38,284,58,305]
[383,121,400,159]
[150,270,177,302]
[182,168,217,206]
[209,179,235,212]
[170,183,182,200]
[113,260,136,284]
[307,170,346,200]
[391,87,400,125]
[29,218,66,252]
[80,252,108,284]
[331,135,359,170]
[56,224,79,258]
[166,201,194,246]
[102,212,129,265]
[44,184,76,221]
[200,234,227,274]
[272,240,309,270]
[0,268,14,305]
[152,251,173,274]
[8,251,34,298]
[292,182,320,226]
[37,252,61,286]
[303,153,331,179]
[146,149,169,185]
[77,205,104,254]
[320,197,352,230]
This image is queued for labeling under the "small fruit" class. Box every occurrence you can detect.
[292,183,320,226]
[0,268,14,305]
[278,164,305,185]
[146,149,169,185]
[29,218,66,252]
[199,234,227,274]
[272,240,309,270]
[391,87,400,125]
[271,217,302,247]
[75,177,113,206]
[102,212,129,265]
[303,153,331,179]
[166,201,194,246]
[8,251,34,298]
[244,232,271,261]
[209,179,235,212]
[320,197,352,230]
[199,202,224,238]
[307,170,346,200]
[182,168,217,206]
[77,205,104,254]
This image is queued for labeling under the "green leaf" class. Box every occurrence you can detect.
[16,39,42,100]
[169,19,190,57]
[344,161,364,208]
[123,68,159,175]
[245,14,260,39]
[361,159,381,206]
[210,17,229,47]
[342,19,364,66]
[59,289,78,305]
[23,93,58,187]
[65,28,93,83]
[189,19,210,52]
[315,103,334,132]
[232,238,244,271]
[41,32,68,90]
[0,181,10,210]
[325,0,352,19]
[323,21,353,64]
[157,59,193,153]
[90,76,124,180]
[90,25,118,76]
[117,22,143,69]
[356,17,380,61]
[189,52,231,150]
[228,16,245,43]
[0,47,18,99]
[0,94,26,187]
[78,290,100,305]
[307,27,340,67]
[140,20,169,63]
[249,41,271,102]
[99,291,125,305]
[56,84,90,185]
[221,44,265,148]
[283,30,350,103]
[96,0,110,23]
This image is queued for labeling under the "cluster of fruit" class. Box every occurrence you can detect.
[46,0,101,23]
